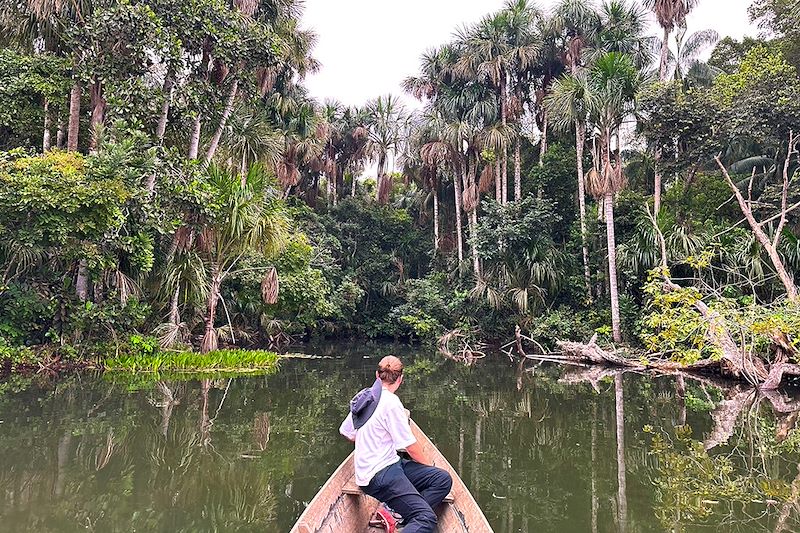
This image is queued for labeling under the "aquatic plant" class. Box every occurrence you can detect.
[104,349,280,374]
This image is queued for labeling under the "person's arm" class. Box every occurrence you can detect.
[404,440,433,466]
[386,398,431,464]
[339,412,356,443]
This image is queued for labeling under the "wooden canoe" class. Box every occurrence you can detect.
[290,419,493,533]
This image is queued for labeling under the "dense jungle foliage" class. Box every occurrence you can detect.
[0,0,799,376]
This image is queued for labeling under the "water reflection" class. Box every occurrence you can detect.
[1,349,800,532]
[615,372,627,533]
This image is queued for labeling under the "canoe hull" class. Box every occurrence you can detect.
[290,420,493,533]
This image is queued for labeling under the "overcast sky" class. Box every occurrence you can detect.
[301,0,758,109]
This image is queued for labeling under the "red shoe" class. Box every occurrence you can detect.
[368,504,397,532]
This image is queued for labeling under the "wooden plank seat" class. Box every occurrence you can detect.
[342,479,455,504]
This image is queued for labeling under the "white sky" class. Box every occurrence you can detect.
[301,0,758,109]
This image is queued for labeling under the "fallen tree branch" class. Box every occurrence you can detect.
[556,334,644,369]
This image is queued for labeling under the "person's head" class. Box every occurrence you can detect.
[376,355,404,392]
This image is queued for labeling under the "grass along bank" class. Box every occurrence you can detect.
[104,349,281,374]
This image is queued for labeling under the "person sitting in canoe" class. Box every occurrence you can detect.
[340,355,453,533]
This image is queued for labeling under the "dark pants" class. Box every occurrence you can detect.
[362,459,453,533]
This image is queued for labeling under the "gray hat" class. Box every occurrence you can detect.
[350,378,383,429]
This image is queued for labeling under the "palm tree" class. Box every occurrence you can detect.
[500,0,542,201]
[201,0,265,165]
[197,164,288,353]
[529,13,566,175]
[553,0,600,74]
[546,72,594,300]
[643,0,699,81]
[419,109,467,267]
[406,112,450,253]
[203,1,319,165]
[644,0,697,217]
[270,91,323,198]
[594,0,653,68]
[219,104,283,184]
[365,95,407,205]
[547,0,602,301]
[670,27,720,82]
[339,106,370,197]
[444,82,500,279]
[405,45,468,261]
[313,100,345,206]
[586,51,642,343]
[402,45,457,103]
[455,13,515,204]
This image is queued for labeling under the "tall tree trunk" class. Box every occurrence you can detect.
[605,192,622,343]
[500,76,508,205]
[501,149,508,205]
[67,81,81,151]
[495,158,502,203]
[470,210,480,279]
[433,183,439,251]
[240,151,248,186]
[88,77,105,153]
[204,78,239,165]
[169,285,181,325]
[654,148,663,216]
[76,259,89,302]
[514,137,522,201]
[325,171,332,205]
[188,115,202,159]
[56,112,65,149]
[656,25,670,215]
[155,69,175,143]
[659,26,671,81]
[615,372,628,533]
[454,171,464,266]
[42,98,51,151]
[201,270,221,353]
[376,154,388,204]
[468,156,480,278]
[600,131,623,342]
[332,168,338,207]
[539,107,548,167]
[576,122,592,300]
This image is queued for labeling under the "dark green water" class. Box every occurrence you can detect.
[2,343,800,532]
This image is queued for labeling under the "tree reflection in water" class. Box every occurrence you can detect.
[1,351,800,532]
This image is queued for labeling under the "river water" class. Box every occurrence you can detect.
[2,343,800,532]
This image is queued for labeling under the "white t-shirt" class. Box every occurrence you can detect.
[339,388,417,486]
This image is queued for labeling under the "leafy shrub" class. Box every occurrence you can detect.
[526,307,600,349]
[0,283,56,345]
[0,336,38,367]
[127,334,159,358]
